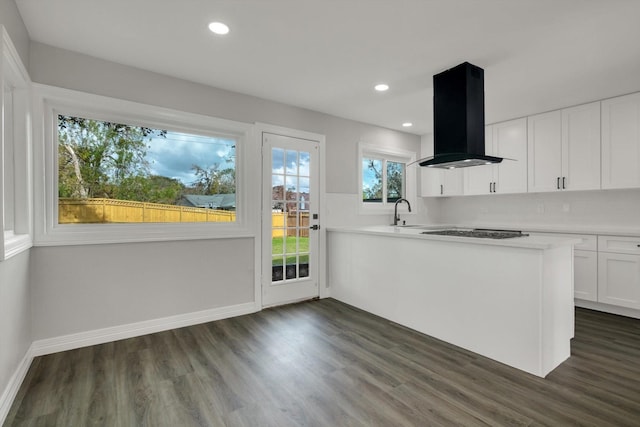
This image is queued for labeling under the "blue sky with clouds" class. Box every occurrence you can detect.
[145,135,312,195]
[146,131,235,185]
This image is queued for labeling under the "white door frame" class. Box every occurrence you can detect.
[254,123,327,308]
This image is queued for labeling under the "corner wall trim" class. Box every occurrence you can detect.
[30,301,259,357]
[0,344,34,425]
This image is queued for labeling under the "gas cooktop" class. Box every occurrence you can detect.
[421,229,529,239]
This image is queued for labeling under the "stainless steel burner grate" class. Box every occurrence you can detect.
[421,229,529,239]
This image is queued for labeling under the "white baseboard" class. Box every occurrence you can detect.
[0,344,34,425]
[31,301,260,357]
[575,299,640,319]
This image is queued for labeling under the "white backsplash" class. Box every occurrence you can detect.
[437,188,640,232]
[325,193,441,227]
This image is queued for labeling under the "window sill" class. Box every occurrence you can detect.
[3,232,33,260]
[34,222,256,247]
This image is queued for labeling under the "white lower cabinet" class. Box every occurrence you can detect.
[575,250,598,302]
[527,232,598,302]
[597,236,640,310]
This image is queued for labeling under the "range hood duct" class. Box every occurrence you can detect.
[419,62,503,169]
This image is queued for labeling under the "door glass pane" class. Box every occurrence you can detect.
[286,150,298,174]
[285,176,298,201]
[272,256,284,282]
[362,158,382,203]
[272,175,284,199]
[299,152,310,177]
[272,148,284,173]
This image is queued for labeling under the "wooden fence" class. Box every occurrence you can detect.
[59,198,309,237]
[59,198,235,224]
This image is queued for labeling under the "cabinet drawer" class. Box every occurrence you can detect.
[598,235,640,255]
[526,232,597,251]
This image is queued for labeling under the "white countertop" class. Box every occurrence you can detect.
[327,225,582,249]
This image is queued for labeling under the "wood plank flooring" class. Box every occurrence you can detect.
[5,298,640,426]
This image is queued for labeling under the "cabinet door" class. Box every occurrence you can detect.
[598,252,640,309]
[528,110,562,192]
[421,168,444,196]
[574,250,597,302]
[562,102,601,191]
[464,126,494,195]
[602,93,640,189]
[420,133,443,197]
[420,134,463,197]
[442,168,463,196]
[494,118,528,194]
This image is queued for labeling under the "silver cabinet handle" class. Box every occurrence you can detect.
[440,184,443,195]
[557,177,560,189]
[562,177,566,189]
[489,182,492,193]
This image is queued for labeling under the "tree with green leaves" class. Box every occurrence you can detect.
[58,115,167,200]
[190,164,236,195]
[363,159,403,202]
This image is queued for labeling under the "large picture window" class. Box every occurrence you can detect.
[57,115,237,224]
[34,85,253,245]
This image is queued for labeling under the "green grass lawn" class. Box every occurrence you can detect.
[272,236,309,265]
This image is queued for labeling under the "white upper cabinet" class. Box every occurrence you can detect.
[420,134,463,197]
[464,118,527,195]
[528,102,601,193]
[463,127,495,195]
[527,110,562,192]
[492,118,528,194]
[602,92,640,189]
[562,102,601,191]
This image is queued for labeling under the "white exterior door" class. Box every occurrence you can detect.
[262,132,320,307]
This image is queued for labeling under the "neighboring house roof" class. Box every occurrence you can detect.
[179,194,236,209]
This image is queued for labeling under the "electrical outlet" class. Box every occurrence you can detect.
[562,203,570,212]
[536,203,544,214]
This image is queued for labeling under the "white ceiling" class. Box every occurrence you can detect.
[15,0,640,135]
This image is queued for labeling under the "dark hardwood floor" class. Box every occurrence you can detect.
[5,298,640,426]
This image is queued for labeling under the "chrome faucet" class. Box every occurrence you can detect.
[393,198,412,226]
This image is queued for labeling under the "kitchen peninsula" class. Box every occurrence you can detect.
[327,226,580,377]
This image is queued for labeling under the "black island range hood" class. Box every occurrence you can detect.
[419,62,503,169]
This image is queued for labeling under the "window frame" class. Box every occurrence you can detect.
[357,142,416,214]
[33,83,254,246]
[1,26,32,260]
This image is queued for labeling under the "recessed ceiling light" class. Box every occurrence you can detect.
[208,22,230,35]
[402,122,413,127]
[374,83,389,92]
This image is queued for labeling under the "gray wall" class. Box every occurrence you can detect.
[27,42,421,341]
[0,0,29,66]
[30,239,255,340]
